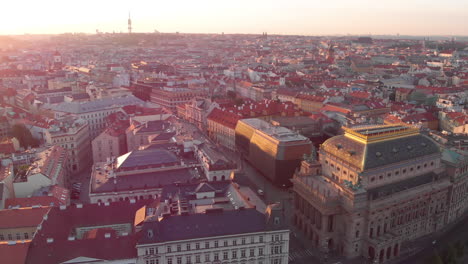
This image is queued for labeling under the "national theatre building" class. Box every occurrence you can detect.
[292,125,467,263]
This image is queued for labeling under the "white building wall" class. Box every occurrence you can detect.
[13,173,51,198]
[136,230,289,264]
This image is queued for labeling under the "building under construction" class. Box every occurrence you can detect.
[235,118,312,187]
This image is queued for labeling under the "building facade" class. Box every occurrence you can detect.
[236,118,312,187]
[45,117,91,173]
[136,206,289,264]
[292,125,450,263]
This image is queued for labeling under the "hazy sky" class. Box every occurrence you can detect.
[1,0,467,35]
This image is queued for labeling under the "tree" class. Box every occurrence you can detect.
[455,240,465,258]
[10,124,39,149]
[427,253,444,264]
[443,244,458,264]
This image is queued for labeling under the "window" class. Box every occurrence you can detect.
[214,240,219,248]
[395,171,399,176]
[185,256,191,264]
[205,254,210,261]
[232,239,237,246]
[177,257,182,264]
[223,251,228,260]
[403,169,406,173]
[410,167,414,171]
[242,238,246,245]
[186,244,191,251]
[167,246,172,253]
[241,249,246,258]
[232,250,237,259]
[195,255,201,263]
[424,163,427,168]
[274,246,280,254]
[214,253,219,261]
[8,234,12,240]
[250,237,254,244]
[371,177,375,182]
[196,243,200,250]
[24,233,29,239]
[224,240,228,247]
[259,236,263,243]
[0,234,4,240]
[431,161,434,166]
[149,248,155,255]
[205,242,209,249]
[417,165,421,169]
[250,248,255,257]
[167,258,172,264]
[275,234,280,241]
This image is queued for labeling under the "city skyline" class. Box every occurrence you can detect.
[1,0,467,36]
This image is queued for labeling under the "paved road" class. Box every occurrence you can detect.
[70,168,92,204]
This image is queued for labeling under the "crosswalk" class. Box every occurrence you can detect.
[288,249,316,262]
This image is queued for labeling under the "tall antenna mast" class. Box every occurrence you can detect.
[128,12,132,34]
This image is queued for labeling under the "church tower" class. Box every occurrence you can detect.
[53,50,62,70]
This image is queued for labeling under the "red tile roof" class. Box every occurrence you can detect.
[207,108,241,129]
[25,201,147,264]
[0,207,50,229]
[348,91,371,99]
[295,94,326,102]
[5,196,61,208]
[0,242,30,264]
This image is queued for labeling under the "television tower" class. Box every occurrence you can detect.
[128,12,132,34]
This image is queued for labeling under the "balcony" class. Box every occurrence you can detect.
[292,174,341,214]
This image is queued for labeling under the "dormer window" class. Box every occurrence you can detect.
[274,217,280,225]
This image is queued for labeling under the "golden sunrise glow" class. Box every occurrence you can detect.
[1,0,467,35]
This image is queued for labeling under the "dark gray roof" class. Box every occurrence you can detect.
[321,134,440,170]
[367,172,437,200]
[151,132,176,141]
[136,121,169,134]
[118,148,178,169]
[160,181,231,201]
[195,182,216,193]
[138,209,269,244]
[92,168,193,193]
[71,93,90,100]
